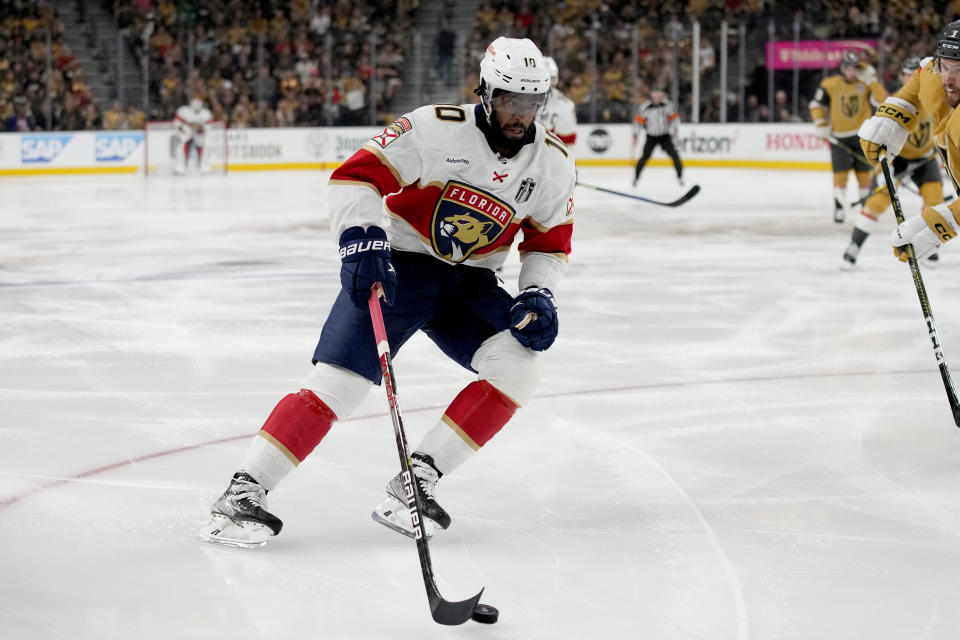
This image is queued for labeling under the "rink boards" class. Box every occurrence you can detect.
[0,122,831,176]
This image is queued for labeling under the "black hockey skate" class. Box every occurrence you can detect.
[840,243,859,271]
[198,472,283,548]
[372,452,451,539]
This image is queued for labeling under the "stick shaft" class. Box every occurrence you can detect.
[367,283,485,623]
[880,154,960,427]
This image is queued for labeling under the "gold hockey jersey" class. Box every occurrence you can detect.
[900,109,936,161]
[809,70,887,137]
[894,58,960,188]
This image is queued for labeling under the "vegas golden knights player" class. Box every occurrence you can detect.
[809,50,888,223]
[859,21,960,262]
[841,57,946,270]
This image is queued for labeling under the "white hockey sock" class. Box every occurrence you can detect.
[240,433,297,491]
[415,421,477,476]
[854,211,880,235]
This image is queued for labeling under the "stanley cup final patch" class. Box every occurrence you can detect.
[371,117,412,148]
[515,178,536,203]
[431,182,515,262]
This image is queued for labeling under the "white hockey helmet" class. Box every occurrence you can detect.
[190,97,203,112]
[477,37,550,118]
[544,56,559,84]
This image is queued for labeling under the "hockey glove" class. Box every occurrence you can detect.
[813,121,831,140]
[890,206,959,261]
[509,286,558,351]
[858,97,917,164]
[339,226,396,307]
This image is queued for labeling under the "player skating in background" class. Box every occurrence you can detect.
[841,57,945,270]
[632,89,684,187]
[809,50,887,223]
[199,36,576,547]
[859,22,960,261]
[173,98,212,175]
[537,56,577,145]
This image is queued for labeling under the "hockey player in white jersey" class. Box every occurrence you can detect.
[537,56,577,145]
[173,97,212,175]
[199,36,576,547]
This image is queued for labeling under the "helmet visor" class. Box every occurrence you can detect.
[490,91,547,117]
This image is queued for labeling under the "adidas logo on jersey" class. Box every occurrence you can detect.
[446,157,470,164]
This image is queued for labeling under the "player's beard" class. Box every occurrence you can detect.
[481,108,535,157]
[945,80,960,108]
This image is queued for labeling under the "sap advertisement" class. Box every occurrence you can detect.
[0,123,830,175]
[0,131,146,173]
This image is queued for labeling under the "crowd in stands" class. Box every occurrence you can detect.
[3,0,960,133]
[109,0,416,128]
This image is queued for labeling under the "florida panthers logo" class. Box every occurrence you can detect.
[431,182,514,262]
[841,95,861,119]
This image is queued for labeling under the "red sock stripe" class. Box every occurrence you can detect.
[260,389,336,463]
[442,381,517,448]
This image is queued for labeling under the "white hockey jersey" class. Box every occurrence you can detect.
[174,104,213,139]
[537,89,577,145]
[328,104,576,291]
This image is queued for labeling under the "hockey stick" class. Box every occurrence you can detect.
[880,152,960,427]
[850,157,931,206]
[367,283,485,624]
[828,135,871,164]
[576,181,701,207]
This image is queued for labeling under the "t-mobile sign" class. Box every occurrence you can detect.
[765,39,878,70]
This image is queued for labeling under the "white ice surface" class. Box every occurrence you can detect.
[4,166,960,639]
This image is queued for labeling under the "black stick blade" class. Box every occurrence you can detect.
[429,587,484,625]
[576,182,700,207]
[671,184,700,207]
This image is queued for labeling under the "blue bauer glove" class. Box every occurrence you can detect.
[509,286,558,351]
[338,226,396,307]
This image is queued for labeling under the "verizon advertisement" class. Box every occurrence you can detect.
[571,122,830,169]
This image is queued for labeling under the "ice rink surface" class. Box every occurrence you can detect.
[4,165,960,639]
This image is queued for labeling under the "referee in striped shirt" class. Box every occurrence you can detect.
[632,89,684,187]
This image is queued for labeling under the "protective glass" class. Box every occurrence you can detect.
[490,91,547,117]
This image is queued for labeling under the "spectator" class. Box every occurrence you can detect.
[103,100,127,129]
[126,104,146,129]
[5,97,35,131]
[435,26,455,86]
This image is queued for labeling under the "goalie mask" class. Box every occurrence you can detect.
[475,37,550,152]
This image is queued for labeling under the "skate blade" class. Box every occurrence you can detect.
[198,514,273,549]
[371,497,434,540]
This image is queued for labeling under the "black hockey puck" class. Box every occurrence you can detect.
[472,603,499,624]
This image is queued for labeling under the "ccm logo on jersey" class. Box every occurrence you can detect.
[371,117,413,148]
[338,239,390,257]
